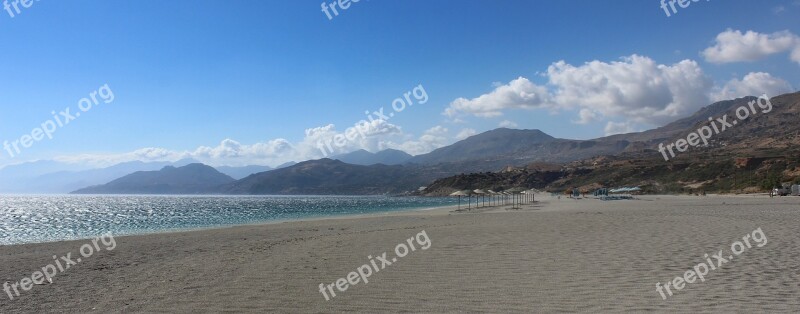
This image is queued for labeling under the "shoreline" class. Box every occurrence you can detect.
[1,194,799,312]
[3,192,789,247]
[0,201,460,248]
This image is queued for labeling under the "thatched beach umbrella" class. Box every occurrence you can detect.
[450,190,470,211]
[473,189,487,208]
[506,187,525,209]
[526,189,537,203]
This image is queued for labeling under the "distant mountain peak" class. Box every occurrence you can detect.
[72,163,234,195]
[409,128,558,165]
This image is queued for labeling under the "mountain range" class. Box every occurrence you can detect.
[0,159,285,194]
[72,163,235,194]
[10,92,800,195]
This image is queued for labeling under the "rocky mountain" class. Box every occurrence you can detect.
[64,92,800,196]
[334,149,413,165]
[422,92,800,195]
[408,128,633,166]
[276,161,297,169]
[220,159,429,195]
[408,128,555,164]
[409,93,800,169]
[72,163,235,194]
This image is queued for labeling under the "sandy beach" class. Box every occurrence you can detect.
[1,194,799,313]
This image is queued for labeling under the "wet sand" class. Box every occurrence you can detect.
[1,194,799,313]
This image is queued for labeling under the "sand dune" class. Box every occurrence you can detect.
[1,195,799,313]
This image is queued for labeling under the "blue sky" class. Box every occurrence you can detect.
[0,0,798,168]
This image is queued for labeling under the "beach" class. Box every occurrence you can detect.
[1,194,799,313]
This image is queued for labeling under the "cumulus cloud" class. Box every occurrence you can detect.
[444,77,551,118]
[193,138,293,160]
[711,72,795,101]
[53,148,190,167]
[381,126,451,155]
[296,119,406,158]
[548,55,713,125]
[52,120,453,167]
[444,55,714,126]
[572,109,600,124]
[604,121,636,136]
[455,128,477,140]
[498,120,518,128]
[702,29,800,64]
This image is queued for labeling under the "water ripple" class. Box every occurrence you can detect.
[0,195,455,245]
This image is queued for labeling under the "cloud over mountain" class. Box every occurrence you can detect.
[702,29,800,64]
[443,54,793,129]
[444,55,713,127]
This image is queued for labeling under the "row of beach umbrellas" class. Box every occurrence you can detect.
[449,188,537,211]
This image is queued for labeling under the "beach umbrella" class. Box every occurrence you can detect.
[473,189,487,208]
[523,189,536,203]
[487,190,497,206]
[506,187,525,209]
[450,190,470,211]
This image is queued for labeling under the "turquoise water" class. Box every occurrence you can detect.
[0,195,456,245]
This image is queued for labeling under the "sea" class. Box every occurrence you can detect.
[0,195,456,245]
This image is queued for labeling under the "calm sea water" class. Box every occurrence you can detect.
[0,195,456,245]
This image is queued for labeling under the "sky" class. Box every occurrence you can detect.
[0,0,799,168]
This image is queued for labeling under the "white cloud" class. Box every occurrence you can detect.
[444,77,551,118]
[445,55,713,127]
[382,126,451,155]
[792,45,800,64]
[548,55,713,125]
[604,121,636,136]
[54,148,189,167]
[443,53,800,129]
[455,128,477,140]
[52,120,452,167]
[498,120,518,128]
[193,138,293,161]
[711,72,795,101]
[702,29,800,64]
[572,109,600,124]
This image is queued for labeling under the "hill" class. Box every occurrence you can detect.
[422,93,800,195]
[220,159,427,195]
[72,163,235,194]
